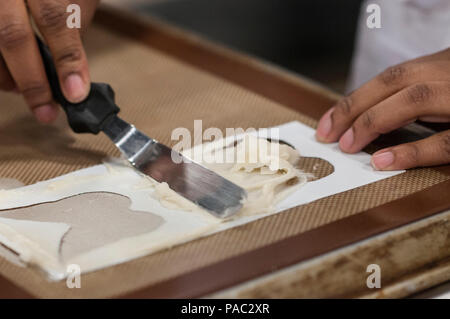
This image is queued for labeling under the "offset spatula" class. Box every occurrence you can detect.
[36,36,246,219]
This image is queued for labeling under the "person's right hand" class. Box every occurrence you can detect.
[0,0,99,123]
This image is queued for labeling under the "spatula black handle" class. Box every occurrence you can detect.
[36,35,120,134]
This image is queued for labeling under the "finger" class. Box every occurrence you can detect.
[0,0,58,123]
[28,0,90,103]
[339,82,450,153]
[0,55,16,91]
[419,115,450,122]
[371,130,450,170]
[316,60,450,143]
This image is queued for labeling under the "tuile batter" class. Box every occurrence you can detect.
[0,136,309,279]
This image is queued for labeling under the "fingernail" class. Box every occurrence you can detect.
[64,74,87,102]
[316,108,334,142]
[339,128,354,151]
[33,104,58,124]
[371,151,395,170]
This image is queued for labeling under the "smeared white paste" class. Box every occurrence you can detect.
[155,135,309,216]
[0,136,307,280]
[0,218,70,274]
[0,121,404,280]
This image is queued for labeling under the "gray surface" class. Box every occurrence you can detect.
[0,193,164,262]
[110,0,364,93]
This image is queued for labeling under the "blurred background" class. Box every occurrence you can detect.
[104,0,364,93]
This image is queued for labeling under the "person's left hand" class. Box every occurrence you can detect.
[315,48,450,171]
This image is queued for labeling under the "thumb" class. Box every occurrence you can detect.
[371,130,450,170]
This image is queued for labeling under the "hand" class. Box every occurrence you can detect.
[0,0,99,123]
[315,49,450,170]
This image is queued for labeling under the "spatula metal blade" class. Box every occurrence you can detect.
[103,116,246,218]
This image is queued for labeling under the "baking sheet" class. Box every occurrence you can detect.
[0,121,403,280]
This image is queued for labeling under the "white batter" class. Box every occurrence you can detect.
[155,135,309,217]
[0,121,403,280]
[0,135,308,279]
